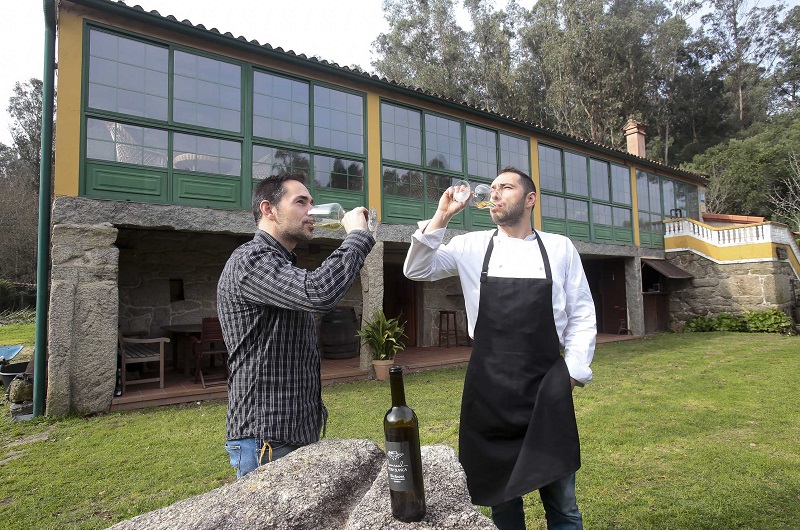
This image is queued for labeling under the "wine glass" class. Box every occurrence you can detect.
[308,203,378,234]
[452,180,470,203]
[472,184,495,209]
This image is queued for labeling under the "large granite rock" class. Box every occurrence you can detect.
[107,439,494,530]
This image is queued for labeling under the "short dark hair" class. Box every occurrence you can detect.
[499,166,536,196]
[252,173,306,223]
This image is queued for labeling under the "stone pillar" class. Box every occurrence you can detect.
[625,256,645,335]
[47,223,119,415]
[359,241,384,371]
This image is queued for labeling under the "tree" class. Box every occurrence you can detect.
[0,78,56,284]
[769,152,800,231]
[701,0,784,130]
[372,0,472,101]
[774,6,800,112]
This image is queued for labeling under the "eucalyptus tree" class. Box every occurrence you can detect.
[701,0,784,130]
[774,6,800,112]
[372,0,472,101]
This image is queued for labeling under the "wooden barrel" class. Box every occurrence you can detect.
[320,307,359,359]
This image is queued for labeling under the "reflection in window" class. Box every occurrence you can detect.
[593,203,613,226]
[425,114,462,171]
[466,125,497,179]
[613,207,632,228]
[252,146,310,180]
[86,118,167,167]
[87,29,168,120]
[500,133,529,173]
[173,133,241,176]
[566,198,589,222]
[538,145,562,192]
[590,159,610,201]
[173,50,241,132]
[383,166,424,199]
[253,71,309,144]
[314,86,363,154]
[541,194,565,219]
[426,173,457,201]
[314,156,364,191]
[381,103,421,165]
[639,210,651,232]
[611,164,631,205]
[648,173,661,212]
[565,152,588,196]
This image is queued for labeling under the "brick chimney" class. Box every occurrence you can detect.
[623,119,647,158]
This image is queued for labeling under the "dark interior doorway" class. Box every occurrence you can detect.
[582,258,627,334]
[383,262,418,348]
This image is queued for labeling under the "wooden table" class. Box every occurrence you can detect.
[161,324,202,376]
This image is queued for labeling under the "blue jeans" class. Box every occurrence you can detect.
[225,438,301,479]
[491,473,583,530]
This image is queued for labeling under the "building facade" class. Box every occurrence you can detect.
[45,0,797,415]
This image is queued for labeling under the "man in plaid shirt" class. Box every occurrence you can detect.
[217,174,375,478]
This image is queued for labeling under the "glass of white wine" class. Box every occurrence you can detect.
[471,184,496,209]
[452,180,471,203]
[307,203,378,235]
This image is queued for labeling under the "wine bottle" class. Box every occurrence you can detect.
[384,366,426,522]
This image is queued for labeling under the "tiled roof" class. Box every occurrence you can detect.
[71,0,707,183]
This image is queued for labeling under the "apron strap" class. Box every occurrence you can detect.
[480,230,498,283]
[480,230,552,282]
[533,230,552,280]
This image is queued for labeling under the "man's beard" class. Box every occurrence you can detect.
[491,198,526,226]
[277,217,314,243]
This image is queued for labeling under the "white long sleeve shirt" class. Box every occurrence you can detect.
[403,222,596,385]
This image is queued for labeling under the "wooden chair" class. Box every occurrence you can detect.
[118,332,170,392]
[190,317,230,388]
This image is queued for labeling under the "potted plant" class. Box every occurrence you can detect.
[356,309,406,381]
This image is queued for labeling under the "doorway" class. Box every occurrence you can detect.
[383,262,419,347]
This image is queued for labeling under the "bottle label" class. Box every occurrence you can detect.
[386,441,415,491]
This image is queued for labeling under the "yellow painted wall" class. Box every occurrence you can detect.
[529,138,541,229]
[366,93,382,219]
[629,165,640,246]
[53,7,84,197]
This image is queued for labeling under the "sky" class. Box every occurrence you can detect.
[0,0,790,148]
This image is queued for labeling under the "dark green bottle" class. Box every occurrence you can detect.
[383,366,426,522]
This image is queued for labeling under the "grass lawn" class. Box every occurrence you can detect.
[0,331,798,529]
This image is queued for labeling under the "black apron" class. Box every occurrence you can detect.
[458,230,580,507]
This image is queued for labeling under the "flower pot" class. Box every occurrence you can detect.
[372,359,394,381]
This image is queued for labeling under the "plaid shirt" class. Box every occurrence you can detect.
[217,229,374,445]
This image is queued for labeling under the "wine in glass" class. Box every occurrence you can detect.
[452,180,470,203]
[307,203,377,233]
[472,184,496,209]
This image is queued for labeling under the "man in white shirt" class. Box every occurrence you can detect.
[403,167,596,530]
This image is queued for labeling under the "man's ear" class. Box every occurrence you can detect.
[526,191,537,209]
[260,200,275,221]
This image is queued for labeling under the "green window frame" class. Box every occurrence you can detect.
[538,143,633,244]
[81,24,368,210]
[380,100,531,230]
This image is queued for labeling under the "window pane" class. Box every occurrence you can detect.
[538,145,562,192]
[636,169,649,212]
[252,146,310,180]
[173,50,241,132]
[314,86,363,154]
[314,156,364,191]
[85,118,167,167]
[662,179,675,215]
[381,103,421,165]
[426,173,455,201]
[648,173,661,213]
[564,152,588,196]
[566,198,589,222]
[589,159,610,201]
[425,114,462,172]
[466,124,497,179]
[87,29,168,120]
[686,186,699,220]
[173,132,240,176]
[613,207,632,227]
[611,164,631,205]
[253,71,309,144]
[500,133,529,173]
[383,166,424,199]
[592,203,613,226]
[541,194,565,219]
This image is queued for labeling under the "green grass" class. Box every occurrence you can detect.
[0,332,798,529]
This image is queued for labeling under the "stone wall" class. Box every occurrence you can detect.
[108,439,495,530]
[667,251,796,330]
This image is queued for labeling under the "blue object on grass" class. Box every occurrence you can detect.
[0,345,24,361]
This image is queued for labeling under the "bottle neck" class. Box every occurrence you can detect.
[389,369,407,407]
